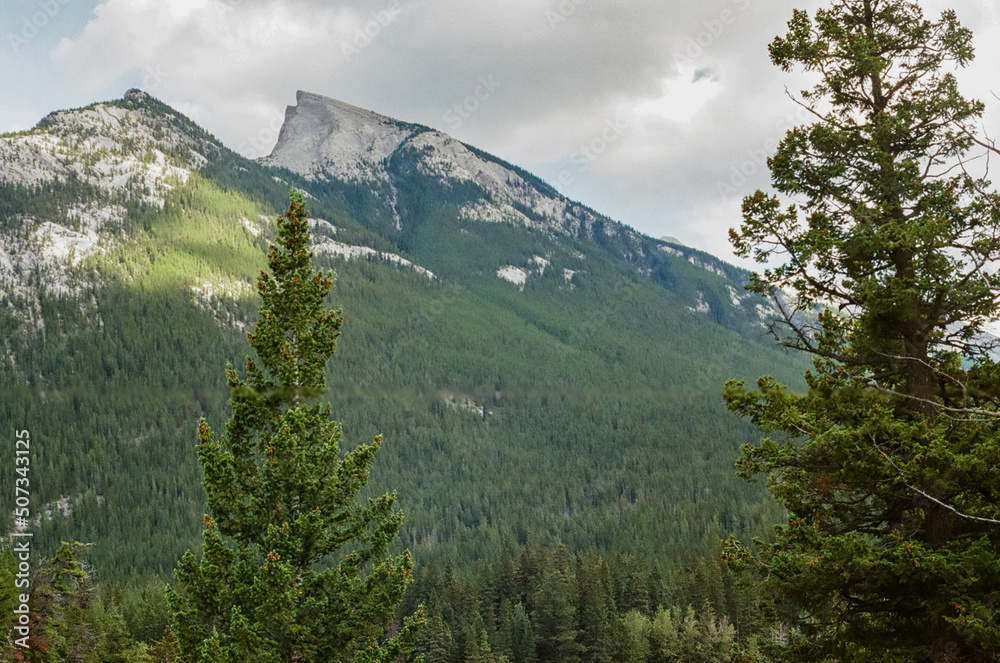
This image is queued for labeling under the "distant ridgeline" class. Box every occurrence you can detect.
[0,89,804,584]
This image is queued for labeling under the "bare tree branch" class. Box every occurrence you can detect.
[869,436,1000,526]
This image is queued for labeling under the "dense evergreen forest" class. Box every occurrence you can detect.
[0,171,801,576]
[0,92,805,660]
[9,0,1000,658]
[0,88,812,661]
[0,539,753,661]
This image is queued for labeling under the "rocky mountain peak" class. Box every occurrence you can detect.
[266,90,417,180]
[257,93,748,288]
[1,92,210,199]
[0,91,221,331]
[262,92,599,235]
[123,88,152,102]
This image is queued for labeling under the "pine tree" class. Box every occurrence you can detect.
[494,597,517,662]
[144,628,182,663]
[24,542,96,663]
[167,192,422,662]
[465,613,496,663]
[618,611,650,663]
[94,608,138,663]
[610,555,651,616]
[529,548,582,663]
[509,602,537,663]
[726,1,1000,660]
[418,607,455,663]
[575,551,615,663]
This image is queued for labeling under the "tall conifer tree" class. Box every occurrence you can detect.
[167,192,422,662]
[725,1,1000,661]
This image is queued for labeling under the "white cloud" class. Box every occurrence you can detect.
[51,0,367,154]
[39,0,1000,266]
[633,67,723,123]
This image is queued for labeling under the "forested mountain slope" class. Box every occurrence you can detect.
[0,89,805,578]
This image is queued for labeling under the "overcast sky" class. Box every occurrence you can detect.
[2,0,999,263]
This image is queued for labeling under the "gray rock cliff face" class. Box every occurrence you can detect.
[266,91,413,181]
[264,90,609,237]
[262,91,746,285]
[0,90,212,331]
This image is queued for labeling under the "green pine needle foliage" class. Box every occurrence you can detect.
[725,1,1000,661]
[167,192,423,662]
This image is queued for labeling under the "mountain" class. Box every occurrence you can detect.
[0,89,804,578]
[265,91,754,286]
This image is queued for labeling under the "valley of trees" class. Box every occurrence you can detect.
[3,0,1000,660]
[0,193,768,661]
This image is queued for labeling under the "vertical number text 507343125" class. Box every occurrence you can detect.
[12,429,32,650]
